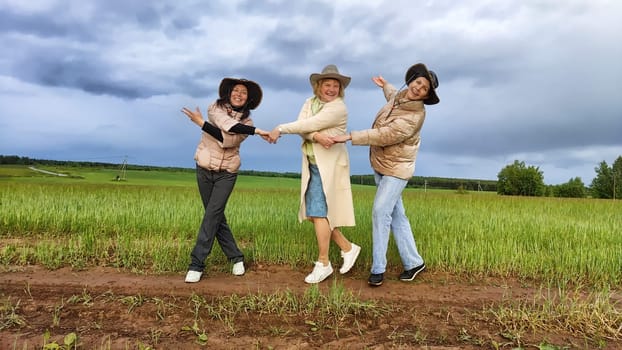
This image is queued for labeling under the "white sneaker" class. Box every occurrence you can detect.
[339,243,361,274]
[304,262,333,284]
[185,270,202,283]
[232,261,245,276]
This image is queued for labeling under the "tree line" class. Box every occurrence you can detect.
[497,157,622,199]
[3,155,620,199]
[1,155,496,192]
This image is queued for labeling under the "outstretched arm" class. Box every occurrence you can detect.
[182,107,224,141]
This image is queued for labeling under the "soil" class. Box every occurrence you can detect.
[0,264,617,350]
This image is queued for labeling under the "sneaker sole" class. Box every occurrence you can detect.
[184,271,202,283]
[304,272,332,284]
[400,266,425,281]
[368,280,383,286]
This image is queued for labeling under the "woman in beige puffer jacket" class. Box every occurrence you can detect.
[181,77,270,283]
[332,63,440,287]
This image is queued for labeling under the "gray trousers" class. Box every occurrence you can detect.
[189,165,244,272]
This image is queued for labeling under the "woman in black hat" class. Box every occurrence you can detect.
[181,78,269,283]
[332,63,440,287]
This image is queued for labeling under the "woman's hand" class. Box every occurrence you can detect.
[268,127,281,144]
[313,133,335,149]
[255,128,274,143]
[181,107,205,127]
[331,134,351,143]
[372,75,386,88]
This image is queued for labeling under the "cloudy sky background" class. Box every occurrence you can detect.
[1,0,620,185]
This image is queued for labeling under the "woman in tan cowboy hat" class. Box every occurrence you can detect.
[268,64,360,284]
[332,63,440,287]
[181,77,270,283]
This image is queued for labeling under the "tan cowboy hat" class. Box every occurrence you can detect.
[309,64,351,89]
[404,63,440,105]
[219,78,263,110]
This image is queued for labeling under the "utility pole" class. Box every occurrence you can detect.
[116,156,128,181]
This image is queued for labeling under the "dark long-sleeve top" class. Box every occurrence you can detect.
[201,121,256,142]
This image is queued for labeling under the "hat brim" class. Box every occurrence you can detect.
[425,89,440,105]
[405,63,439,105]
[309,73,351,89]
[219,78,263,110]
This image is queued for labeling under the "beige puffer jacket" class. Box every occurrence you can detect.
[350,83,426,180]
[194,102,253,173]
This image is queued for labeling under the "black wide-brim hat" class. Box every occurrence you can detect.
[218,78,263,110]
[405,63,440,105]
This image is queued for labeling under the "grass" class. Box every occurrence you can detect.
[486,286,622,348]
[1,164,621,287]
[1,159,620,349]
[4,283,618,349]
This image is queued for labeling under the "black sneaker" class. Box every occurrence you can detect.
[368,273,384,286]
[399,263,425,281]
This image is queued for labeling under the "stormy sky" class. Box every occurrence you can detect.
[1,0,621,184]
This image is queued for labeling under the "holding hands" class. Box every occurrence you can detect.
[182,106,273,142]
[254,128,272,142]
[267,127,281,144]
[263,127,344,148]
[313,133,335,149]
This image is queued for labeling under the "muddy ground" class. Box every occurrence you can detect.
[0,264,617,349]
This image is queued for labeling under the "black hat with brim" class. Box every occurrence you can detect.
[219,78,263,110]
[405,63,440,105]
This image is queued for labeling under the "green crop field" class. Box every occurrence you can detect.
[1,164,621,288]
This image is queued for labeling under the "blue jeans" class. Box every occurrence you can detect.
[371,172,424,274]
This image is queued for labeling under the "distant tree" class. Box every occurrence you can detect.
[0,155,33,165]
[591,161,612,198]
[553,177,586,198]
[591,156,622,199]
[497,160,545,196]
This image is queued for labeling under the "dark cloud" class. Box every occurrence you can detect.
[0,7,94,41]
[1,1,620,185]
[13,51,160,99]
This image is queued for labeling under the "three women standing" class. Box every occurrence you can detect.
[180,62,440,287]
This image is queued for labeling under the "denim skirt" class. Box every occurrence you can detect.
[305,163,328,217]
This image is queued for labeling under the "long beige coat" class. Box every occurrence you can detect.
[279,97,356,229]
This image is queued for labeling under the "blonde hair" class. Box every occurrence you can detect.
[312,78,345,98]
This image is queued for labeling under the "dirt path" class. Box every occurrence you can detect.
[27,166,68,177]
[0,265,615,349]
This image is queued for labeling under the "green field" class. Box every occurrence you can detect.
[1,164,621,288]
